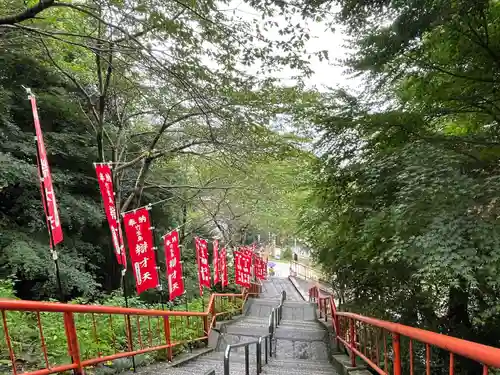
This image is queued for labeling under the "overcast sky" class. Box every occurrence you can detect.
[222,1,363,94]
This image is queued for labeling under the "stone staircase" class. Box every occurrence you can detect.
[132,278,339,375]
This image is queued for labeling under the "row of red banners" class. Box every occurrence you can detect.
[29,96,266,300]
[97,165,268,298]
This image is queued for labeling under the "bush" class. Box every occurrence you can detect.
[281,247,292,260]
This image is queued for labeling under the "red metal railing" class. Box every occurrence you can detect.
[309,285,500,375]
[0,282,261,375]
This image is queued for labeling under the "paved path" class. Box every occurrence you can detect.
[129,278,338,375]
[260,276,304,301]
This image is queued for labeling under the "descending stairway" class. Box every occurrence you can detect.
[133,278,338,375]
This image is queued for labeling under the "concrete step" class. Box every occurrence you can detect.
[275,339,329,361]
[274,327,327,341]
[279,319,323,329]
[234,317,322,330]
[217,333,268,355]
[224,325,271,337]
[260,277,305,299]
[174,352,259,375]
[265,367,338,375]
[264,358,333,370]
[248,299,313,308]
[281,307,316,321]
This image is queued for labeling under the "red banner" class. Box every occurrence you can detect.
[220,247,228,287]
[163,230,185,300]
[123,208,159,294]
[241,246,253,258]
[95,164,126,266]
[234,250,251,288]
[195,237,211,295]
[213,240,220,285]
[255,257,266,280]
[30,95,63,246]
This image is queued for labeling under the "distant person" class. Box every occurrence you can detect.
[293,253,298,262]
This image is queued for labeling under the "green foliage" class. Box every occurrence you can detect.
[281,247,293,260]
[0,33,312,302]
[293,0,500,373]
[0,281,243,372]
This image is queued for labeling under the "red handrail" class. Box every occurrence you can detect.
[0,282,261,375]
[308,284,500,374]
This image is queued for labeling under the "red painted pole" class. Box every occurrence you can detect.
[64,312,83,375]
[349,318,356,368]
[163,316,173,361]
[392,333,401,375]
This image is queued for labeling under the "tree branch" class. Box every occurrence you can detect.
[0,0,55,25]
[143,184,243,190]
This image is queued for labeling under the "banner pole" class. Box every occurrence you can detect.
[34,136,64,301]
[148,211,165,310]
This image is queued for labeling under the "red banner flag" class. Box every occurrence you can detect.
[255,257,267,280]
[220,247,228,287]
[163,230,185,300]
[123,208,159,294]
[195,237,211,295]
[254,256,261,280]
[95,164,126,266]
[213,239,220,285]
[241,246,253,258]
[234,251,251,288]
[30,94,63,246]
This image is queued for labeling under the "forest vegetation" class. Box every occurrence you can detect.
[2,0,500,374]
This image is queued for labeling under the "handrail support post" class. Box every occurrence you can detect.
[349,318,356,368]
[245,345,250,375]
[393,333,402,375]
[64,312,83,375]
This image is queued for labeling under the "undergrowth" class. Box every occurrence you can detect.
[0,280,243,374]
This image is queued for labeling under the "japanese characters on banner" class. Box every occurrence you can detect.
[220,248,228,287]
[241,246,255,278]
[30,94,63,246]
[213,240,220,285]
[195,237,211,295]
[163,230,185,300]
[234,251,251,288]
[241,246,254,258]
[254,257,267,280]
[95,163,126,266]
[123,208,159,294]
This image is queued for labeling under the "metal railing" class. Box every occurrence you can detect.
[308,285,500,375]
[223,290,286,375]
[0,282,262,375]
[289,260,325,282]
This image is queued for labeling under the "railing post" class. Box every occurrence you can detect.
[64,312,83,375]
[265,337,269,364]
[203,312,210,346]
[257,339,262,374]
[269,310,275,357]
[331,299,341,349]
[224,346,230,375]
[324,300,328,322]
[349,318,356,368]
[163,316,173,361]
[392,333,402,375]
[245,345,250,375]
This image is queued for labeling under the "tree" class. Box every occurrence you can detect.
[295,1,500,373]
